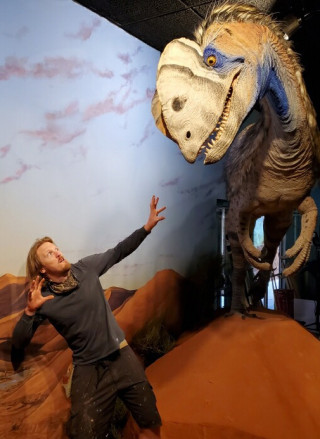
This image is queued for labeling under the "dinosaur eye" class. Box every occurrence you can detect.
[206,55,217,67]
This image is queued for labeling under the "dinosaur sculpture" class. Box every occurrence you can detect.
[152,1,320,313]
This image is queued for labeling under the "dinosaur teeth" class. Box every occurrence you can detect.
[197,144,207,156]
[201,71,239,157]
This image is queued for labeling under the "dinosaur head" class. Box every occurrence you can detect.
[152,21,270,164]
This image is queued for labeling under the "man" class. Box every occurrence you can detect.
[12,195,166,439]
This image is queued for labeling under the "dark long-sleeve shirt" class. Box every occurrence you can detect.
[12,226,149,365]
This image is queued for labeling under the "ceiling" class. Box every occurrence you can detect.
[73,0,320,120]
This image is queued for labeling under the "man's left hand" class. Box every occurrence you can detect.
[144,195,166,232]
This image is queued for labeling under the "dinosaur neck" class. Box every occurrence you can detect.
[259,33,305,134]
[226,98,314,198]
[241,98,309,164]
[261,97,313,174]
[264,69,289,120]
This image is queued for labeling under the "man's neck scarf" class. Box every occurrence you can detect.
[47,270,79,294]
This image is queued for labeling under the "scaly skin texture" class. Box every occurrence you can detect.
[152,2,320,313]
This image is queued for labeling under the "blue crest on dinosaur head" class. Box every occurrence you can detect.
[258,65,289,118]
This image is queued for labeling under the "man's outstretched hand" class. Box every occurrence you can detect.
[25,276,54,316]
[144,195,166,232]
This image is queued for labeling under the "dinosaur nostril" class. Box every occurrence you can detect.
[186,131,191,139]
[172,97,186,111]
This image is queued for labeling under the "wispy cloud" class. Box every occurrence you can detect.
[92,67,114,78]
[22,123,86,147]
[0,56,90,80]
[32,57,89,79]
[121,65,151,82]
[117,53,132,64]
[0,161,34,184]
[160,177,180,187]
[3,25,29,40]
[146,88,155,99]
[65,18,101,41]
[45,101,79,120]
[133,46,143,56]
[83,87,151,121]
[0,57,28,80]
[0,56,116,81]
[0,144,11,158]
[138,120,155,145]
[178,179,219,196]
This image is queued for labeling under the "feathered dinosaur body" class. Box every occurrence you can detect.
[152,1,320,312]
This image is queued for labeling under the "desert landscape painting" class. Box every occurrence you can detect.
[2,272,320,439]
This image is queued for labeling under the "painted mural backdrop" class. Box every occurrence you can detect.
[0,0,225,290]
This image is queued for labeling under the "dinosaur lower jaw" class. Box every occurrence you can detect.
[198,72,240,161]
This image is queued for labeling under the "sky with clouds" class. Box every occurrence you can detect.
[0,0,226,289]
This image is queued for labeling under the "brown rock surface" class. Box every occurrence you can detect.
[115,269,184,342]
[0,311,71,438]
[0,274,29,319]
[105,286,136,311]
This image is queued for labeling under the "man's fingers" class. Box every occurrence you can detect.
[44,295,54,302]
[157,206,166,214]
[151,195,159,206]
[33,276,40,289]
[32,276,45,292]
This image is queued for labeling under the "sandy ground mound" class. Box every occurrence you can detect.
[124,311,320,439]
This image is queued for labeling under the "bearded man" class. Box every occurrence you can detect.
[12,196,166,439]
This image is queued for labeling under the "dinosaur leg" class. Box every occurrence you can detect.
[227,232,248,313]
[226,209,250,313]
[249,213,292,306]
[284,196,318,276]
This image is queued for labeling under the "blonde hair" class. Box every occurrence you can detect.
[26,236,54,280]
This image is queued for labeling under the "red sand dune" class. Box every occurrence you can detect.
[1,271,320,438]
[123,312,320,439]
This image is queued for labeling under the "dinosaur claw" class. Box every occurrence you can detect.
[283,197,317,276]
[240,237,262,259]
[283,239,312,276]
[243,249,272,271]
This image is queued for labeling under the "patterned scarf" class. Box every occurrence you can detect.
[47,271,79,294]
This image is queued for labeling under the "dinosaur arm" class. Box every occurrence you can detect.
[237,212,272,271]
[283,196,318,276]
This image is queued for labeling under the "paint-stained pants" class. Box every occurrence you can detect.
[66,345,161,439]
